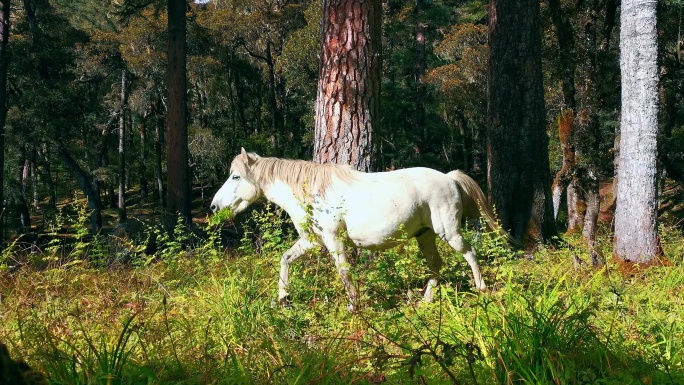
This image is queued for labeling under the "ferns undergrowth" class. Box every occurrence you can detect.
[1,206,683,384]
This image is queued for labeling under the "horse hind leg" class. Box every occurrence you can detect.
[445,231,487,291]
[417,231,442,303]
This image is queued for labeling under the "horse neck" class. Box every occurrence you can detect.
[260,179,304,217]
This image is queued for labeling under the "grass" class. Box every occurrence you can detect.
[1,209,684,384]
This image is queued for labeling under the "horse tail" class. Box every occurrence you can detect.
[447,170,510,241]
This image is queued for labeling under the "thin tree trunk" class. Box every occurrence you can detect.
[154,100,164,207]
[232,61,249,135]
[414,0,428,151]
[16,148,31,230]
[57,143,102,232]
[454,110,470,173]
[551,110,577,223]
[0,0,8,240]
[30,158,38,211]
[139,119,148,202]
[313,0,382,172]
[613,0,660,263]
[40,144,57,209]
[118,69,127,222]
[266,42,281,147]
[22,0,36,40]
[582,174,602,265]
[166,0,191,222]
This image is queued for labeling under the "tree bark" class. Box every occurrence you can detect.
[551,109,577,223]
[39,143,56,209]
[139,119,148,202]
[487,0,556,245]
[613,0,660,262]
[583,177,602,265]
[154,98,164,207]
[313,0,381,172]
[16,148,30,230]
[118,69,127,222]
[0,0,9,241]
[56,144,102,232]
[166,0,191,222]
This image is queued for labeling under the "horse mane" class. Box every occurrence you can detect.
[233,155,358,200]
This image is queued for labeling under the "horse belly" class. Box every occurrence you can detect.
[343,205,425,249]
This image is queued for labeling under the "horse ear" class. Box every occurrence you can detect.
[246,153,259,165]
[241,147,248,157]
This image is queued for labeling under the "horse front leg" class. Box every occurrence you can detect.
[322,236,358,312]
[417,231,442,303]
[279,237,314,306]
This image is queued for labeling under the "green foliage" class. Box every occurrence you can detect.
[2,228,684,384]
[207,207,235,227]
[660,224,684,264]
[478,276,606,383]
[39,205,109,267]
[37,314,149,385]
[239,203,294,256]
[0,237,20,273]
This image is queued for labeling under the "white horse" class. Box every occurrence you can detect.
[211,149,500,311]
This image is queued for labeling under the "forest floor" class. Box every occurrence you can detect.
[0,180,683,384]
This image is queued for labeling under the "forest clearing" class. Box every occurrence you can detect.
[1,0,684,384]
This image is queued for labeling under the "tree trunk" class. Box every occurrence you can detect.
[0,0,8,241]
[487,0,556,245]
[613,0,660,263]
[39,143,56,209]
[30,158,38,211]
[118,69,127,222]
[57,144,102,232]
[166,0,191,222]
[313,0,381,172]
[22,0,36,37]
[454,110,470,173]
[16,149,30,230]
[154,99,164,207]
[266,41,282,147]
[139,119,148,202]
[582,174,602,265]
[551,109,577,223]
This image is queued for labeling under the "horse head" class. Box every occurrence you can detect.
[210,148,262,213]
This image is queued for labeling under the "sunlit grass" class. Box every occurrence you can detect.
[1,211,683,384]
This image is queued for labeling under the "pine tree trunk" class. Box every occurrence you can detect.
[566,180,585,230]
[154,102,164,207]
[139,121,148,202]
[487,0,556,245]
[166,0,191,222]
[613,0,660,262]
[551,110,576,222]
[582,176,602,265]
[313,0,381,172]
[118,69,127,222]
[57,144,102,232]
[30,159,38,211]
[39,144,57,209]
[0,0,8,240]
[16,149,31,230]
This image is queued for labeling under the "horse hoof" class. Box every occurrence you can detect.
[279,295,292,308]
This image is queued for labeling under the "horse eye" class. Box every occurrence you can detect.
[231,175,241,181]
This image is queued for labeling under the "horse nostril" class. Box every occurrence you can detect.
[210,204,218,213]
